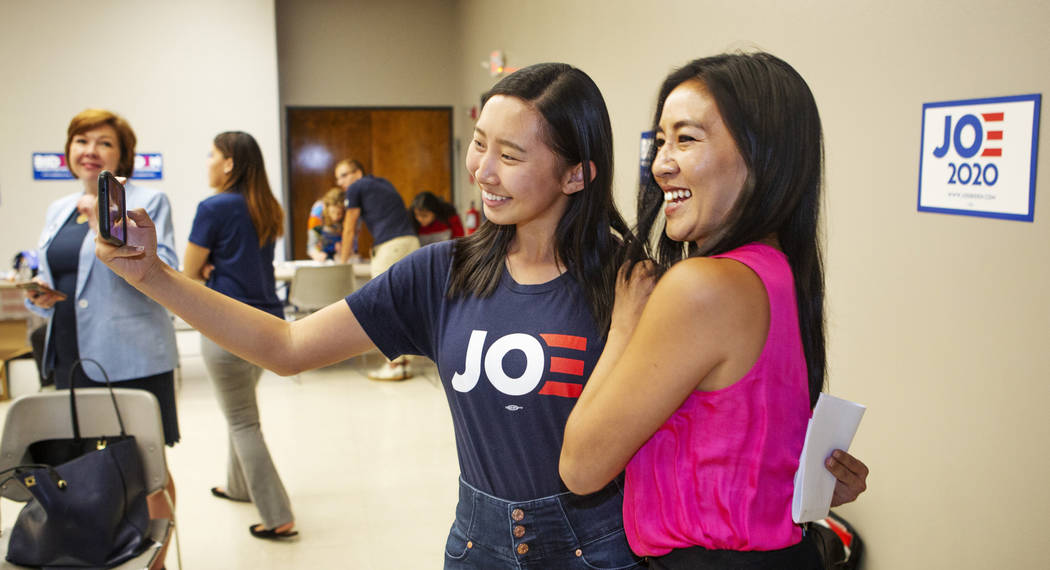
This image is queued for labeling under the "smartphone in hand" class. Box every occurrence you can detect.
[15,280,68,301]
[97,170,128,246]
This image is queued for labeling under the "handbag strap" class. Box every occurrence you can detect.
[66,359,129,440]
[0,464,68,491]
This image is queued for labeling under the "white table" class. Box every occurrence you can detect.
[274,259,372,283]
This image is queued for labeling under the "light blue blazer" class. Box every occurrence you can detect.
[28,183,180,382]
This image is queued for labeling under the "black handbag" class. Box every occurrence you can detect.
[1,359,151,568]
[27,365,135,466]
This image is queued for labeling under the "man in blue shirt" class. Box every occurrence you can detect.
[334,159,420,380]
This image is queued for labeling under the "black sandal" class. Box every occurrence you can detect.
[249,524,299,540]
[210,487,250,503]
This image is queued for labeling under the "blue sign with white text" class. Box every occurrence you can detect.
[133,153,163,179]
[33,152,164,180]
[32,153,74,180]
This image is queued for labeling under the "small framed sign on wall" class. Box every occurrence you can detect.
[917,94,1040,222]
[32,152,164,180]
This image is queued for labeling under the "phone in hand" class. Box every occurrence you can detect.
[15,281,68,301]
[97,170,127,246]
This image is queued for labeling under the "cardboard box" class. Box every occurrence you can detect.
[0,318,32,400]
[0,286,33,321]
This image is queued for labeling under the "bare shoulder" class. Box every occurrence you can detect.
[655,256,768,318]
[648,257,771,390]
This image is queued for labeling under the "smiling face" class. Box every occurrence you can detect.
[652,80,748,247]
[464,95,578,234]
[67,125,121,182]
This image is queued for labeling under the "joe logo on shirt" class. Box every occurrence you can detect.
[452,331,587,398]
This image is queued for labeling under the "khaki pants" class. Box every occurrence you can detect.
[370,235,421,277]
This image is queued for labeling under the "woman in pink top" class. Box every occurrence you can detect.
[562,52,839,568]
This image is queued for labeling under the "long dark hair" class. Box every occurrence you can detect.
[449,63,631,334]
[410,191,459,232]
[629,52,826,406]
[213,131,284,246]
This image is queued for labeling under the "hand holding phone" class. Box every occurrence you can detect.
[97,170,127,246]
[95,207,164,287]
[14,281,42,292]
[17,280,68,305]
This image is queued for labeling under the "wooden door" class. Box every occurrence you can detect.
[285,107,452,260]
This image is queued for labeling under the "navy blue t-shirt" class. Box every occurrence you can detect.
[343,175,415,246]
[188,192,283,318]
[347,241,605,501]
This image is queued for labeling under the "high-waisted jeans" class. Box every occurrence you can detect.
[444,477,644,569]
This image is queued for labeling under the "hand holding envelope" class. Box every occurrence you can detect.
[792,393,867,523]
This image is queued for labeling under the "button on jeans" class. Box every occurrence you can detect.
[444,477,644,569]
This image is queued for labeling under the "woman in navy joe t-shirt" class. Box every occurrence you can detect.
[183,131,296,540]
[105,64,641,567]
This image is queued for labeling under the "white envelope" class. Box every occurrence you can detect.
[791,392,866,523]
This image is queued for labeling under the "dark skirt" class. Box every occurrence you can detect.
[55,367,181,446]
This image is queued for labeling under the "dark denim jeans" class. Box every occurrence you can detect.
[444,477,645,569]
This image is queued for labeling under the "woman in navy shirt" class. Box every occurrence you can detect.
[183,131,296,540]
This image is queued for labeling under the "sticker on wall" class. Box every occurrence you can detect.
[32,152,164,180]
[918,94,1041,222]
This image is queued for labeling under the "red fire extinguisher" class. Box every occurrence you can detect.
[464,201,480,235]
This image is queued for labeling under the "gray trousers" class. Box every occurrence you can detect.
[201,336,293,528]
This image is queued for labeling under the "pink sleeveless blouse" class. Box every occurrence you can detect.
[622,243,811,555]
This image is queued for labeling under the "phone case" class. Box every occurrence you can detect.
[96,170,127,246]
[16,281,68,300]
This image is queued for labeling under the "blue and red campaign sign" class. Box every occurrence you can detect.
[918,94,1040,221]
[33,152,164,181]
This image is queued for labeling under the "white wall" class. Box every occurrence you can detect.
[0,0,282,265]
[277,0,459,107]
[275,0,462,214]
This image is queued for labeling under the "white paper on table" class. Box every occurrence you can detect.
[791,392,866,523]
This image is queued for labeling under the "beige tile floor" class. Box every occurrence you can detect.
[0,330,461,569]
